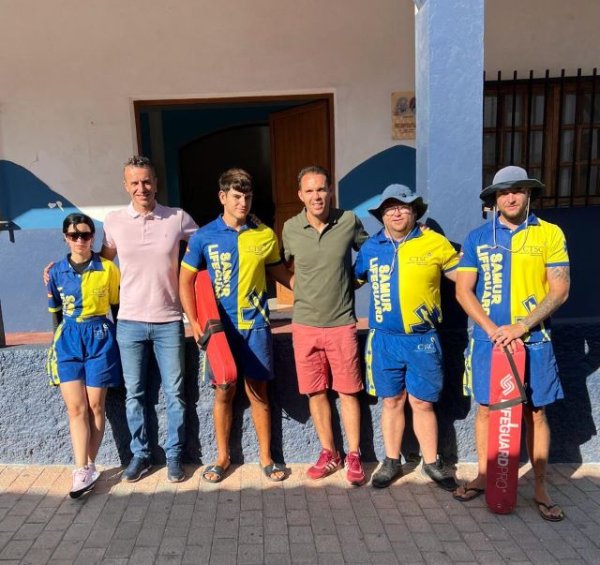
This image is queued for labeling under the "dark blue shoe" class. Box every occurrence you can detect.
[123,457,151,482]
[167,459,185,483]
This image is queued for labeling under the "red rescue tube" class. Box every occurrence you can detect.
[486,343,527,514]
[194,270,237,385]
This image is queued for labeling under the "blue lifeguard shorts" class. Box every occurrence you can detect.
[47,317,122,388]
[204,324,274,384]
[365,330,444,401]
[463,338,563,408]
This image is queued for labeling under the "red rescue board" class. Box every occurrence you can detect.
[194,270,237,385]
[486,343,527,514]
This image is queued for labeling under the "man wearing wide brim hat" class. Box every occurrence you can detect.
[356,184,460,490]
[454,166,570,521]
[480,165,544,209]
[367,184,428,222]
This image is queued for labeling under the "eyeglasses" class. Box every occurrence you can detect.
[65,231,94,242]
[383,205,412,215]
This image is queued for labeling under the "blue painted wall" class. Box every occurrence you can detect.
[415,0,484,244]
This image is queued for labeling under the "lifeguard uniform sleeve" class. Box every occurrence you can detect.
[441,239,460,273]
[546,225,569,266]
[457,232,478,272]
[47,266,62,313]
[265,230,282,266]
[181,231,206,273]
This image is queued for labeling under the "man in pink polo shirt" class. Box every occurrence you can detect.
[102,156,197,483]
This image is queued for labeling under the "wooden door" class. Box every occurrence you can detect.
[269,99,333,305]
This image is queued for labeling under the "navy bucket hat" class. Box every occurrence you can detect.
[368,184,428,222]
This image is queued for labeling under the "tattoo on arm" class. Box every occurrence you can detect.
[547,265,570,284]
[523,266,570,329]
[523,295,562,329]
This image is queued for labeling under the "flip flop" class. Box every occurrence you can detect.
[452,484,485,502]
[261,462,287,482]
[534,499,565,522]
[202,464,229,483]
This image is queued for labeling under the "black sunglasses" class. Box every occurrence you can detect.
[65,231,94,242]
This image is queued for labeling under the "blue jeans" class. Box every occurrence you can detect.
[117,320,185,460]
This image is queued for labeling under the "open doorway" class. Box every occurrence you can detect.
[134,94,334,304]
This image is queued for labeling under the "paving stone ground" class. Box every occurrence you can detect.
[0,462,599,564]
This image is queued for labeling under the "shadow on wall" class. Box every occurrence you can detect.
[548,322,600,463]
[533,206,600,319]
[0,160,77,230]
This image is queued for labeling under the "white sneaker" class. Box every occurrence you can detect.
[87,462,101,483]
[70,466,98,499]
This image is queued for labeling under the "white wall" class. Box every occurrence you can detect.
[485,0,600,76]
[0,0,416,214]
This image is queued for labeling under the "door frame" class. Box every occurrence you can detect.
[133,93,335,196]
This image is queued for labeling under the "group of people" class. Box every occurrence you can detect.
[45,157,569,521]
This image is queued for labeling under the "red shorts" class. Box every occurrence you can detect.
[291,323,363,395]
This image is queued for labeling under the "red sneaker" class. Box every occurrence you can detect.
[345,451,366,486]
[306,448,342,480]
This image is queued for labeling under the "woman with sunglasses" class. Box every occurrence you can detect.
[46,213,121,498]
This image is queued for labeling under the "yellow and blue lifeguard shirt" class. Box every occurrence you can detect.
[354,226,459,334]
[47,253,120,320]
[457,213,569,342]
[181,216,282,330]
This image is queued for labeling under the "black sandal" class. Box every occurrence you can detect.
[261,462,287,482]
[371,457,403,489]
[202,464,229,483]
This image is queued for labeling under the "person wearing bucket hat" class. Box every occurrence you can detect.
[454,166,570,521]
[355,184,460,490]
[367,184,428,222]
[480,165,544,206]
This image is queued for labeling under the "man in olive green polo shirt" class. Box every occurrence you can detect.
[282,165,369,486]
